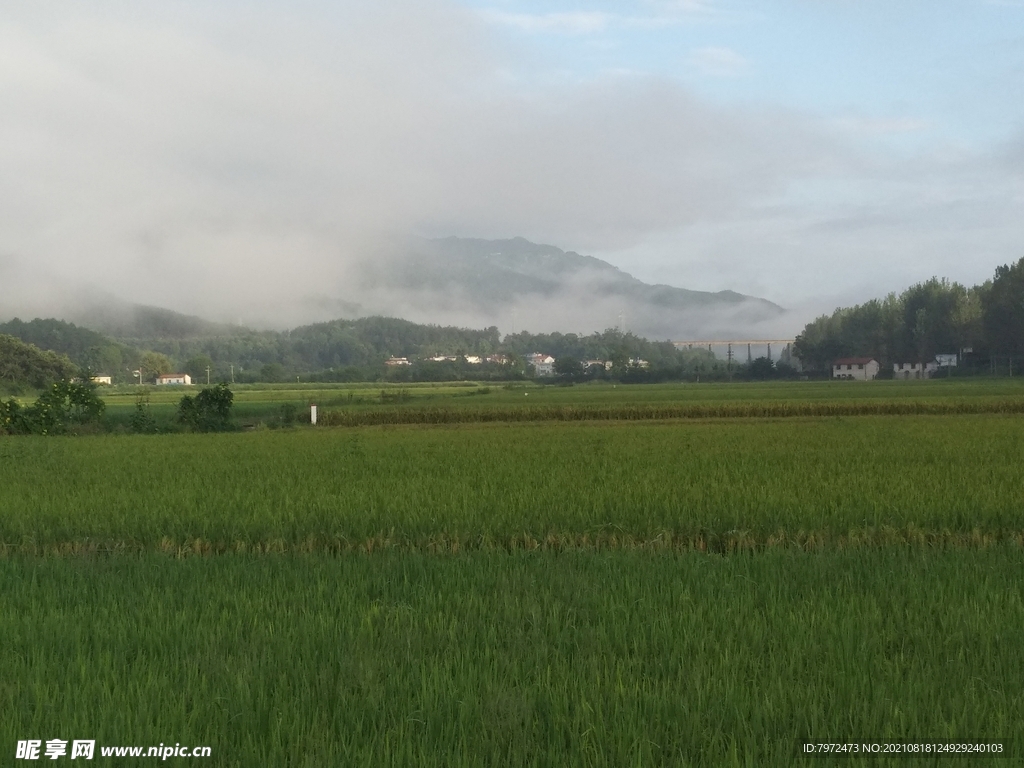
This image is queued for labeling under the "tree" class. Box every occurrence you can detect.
[177,383,234,432]
[553,356,582,381]
[0,376,105,435]
[747,356,776,380]
[140,351,174,378]
[184,354,214,383]
[982,257,1024,356]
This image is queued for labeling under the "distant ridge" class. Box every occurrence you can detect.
[354,236,785,339]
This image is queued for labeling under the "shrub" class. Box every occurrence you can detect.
[177,383,234,432]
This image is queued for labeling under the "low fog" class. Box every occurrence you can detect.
[1,2,1021,338]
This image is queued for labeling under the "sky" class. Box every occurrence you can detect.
[1,0,1022,330]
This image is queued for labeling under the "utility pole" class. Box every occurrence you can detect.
[747,343,752,363]
[206,366,211,385]
[230,364,234,383]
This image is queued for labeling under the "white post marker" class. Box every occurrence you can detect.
[310,404,317,425]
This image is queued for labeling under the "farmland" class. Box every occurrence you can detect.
[3,379,1024,764]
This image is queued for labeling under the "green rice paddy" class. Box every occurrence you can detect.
[2,380,1023,764]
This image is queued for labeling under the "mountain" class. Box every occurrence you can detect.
[353,237,785,340]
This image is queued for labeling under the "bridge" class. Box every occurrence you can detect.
[672,339,796,362]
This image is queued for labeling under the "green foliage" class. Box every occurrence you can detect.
[0,317,127,375]
[982,256,1024,356]
[553,355,582,380]
[183,354,214,383]
[0,334,78,392]
[793,268,1008,371]
[177,383,234,432]
[746,356,776,380]
[128,390,158,434]
[140,350,174,377]
[0,377,105,435]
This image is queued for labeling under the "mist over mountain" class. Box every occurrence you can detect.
[1,236,788,340]
[328,236,788,340]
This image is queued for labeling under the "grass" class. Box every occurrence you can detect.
[2,415,1024,553]
[3,550,1022,767]
[94,377,1024,430]
[5,380,1024,764]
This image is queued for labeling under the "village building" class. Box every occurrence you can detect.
[155,373,192,385]
[90,375,112,385]
[526,353,555,377]
[893,361,938,380]
[384,357,411,366]
[832,357,879,381]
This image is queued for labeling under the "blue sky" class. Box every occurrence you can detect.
[0,1,1021,330]
[469,1,1024,147]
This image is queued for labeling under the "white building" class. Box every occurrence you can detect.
[155,373,192,385]
[893,361,939,380]
[90,375,112,385]
[832,357,879,381]
[384,357,411,366]
[526,353,555,377]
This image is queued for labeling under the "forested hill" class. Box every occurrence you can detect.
[0,334,77,392]
[793,256,1023,372]
[0,318,130,372]
[0,313,718,383]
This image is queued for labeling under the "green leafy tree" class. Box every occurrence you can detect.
[183,354,215,383]
[140,351,174,378]
[553,356,582,381]
[0,376,105,435]
[982,257,1024,356]
[177,383,234,432]
[747,357,776,380]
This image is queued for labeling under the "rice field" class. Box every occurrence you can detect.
[3,551,1022,766]
[1,414,1022,553]
[3,381,1024,764]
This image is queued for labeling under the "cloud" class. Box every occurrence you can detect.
[688,46,748,77]
[0,1,859,328]
[480,10,613,35]
[0,0,1020,333]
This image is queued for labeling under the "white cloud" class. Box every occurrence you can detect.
[0,1,1020,331]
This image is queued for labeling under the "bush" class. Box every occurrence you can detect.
[0,378,106,435]
[177,383,234,432]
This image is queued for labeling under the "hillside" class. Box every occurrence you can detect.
[353,237,787,340]
[0,334,78,392]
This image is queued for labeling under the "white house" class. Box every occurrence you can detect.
[155,373,192,385]
[832,357,879,381]
[90,375,112,385]
[893,361,939,379]
[384,357,411,366]
[526,353,555,377]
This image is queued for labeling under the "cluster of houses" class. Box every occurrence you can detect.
[384,354,509,367]
[89,373,193,386]
[383,353,646,377]
[832,354,958,381]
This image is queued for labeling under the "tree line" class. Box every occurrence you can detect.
[794,257,1024,373]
